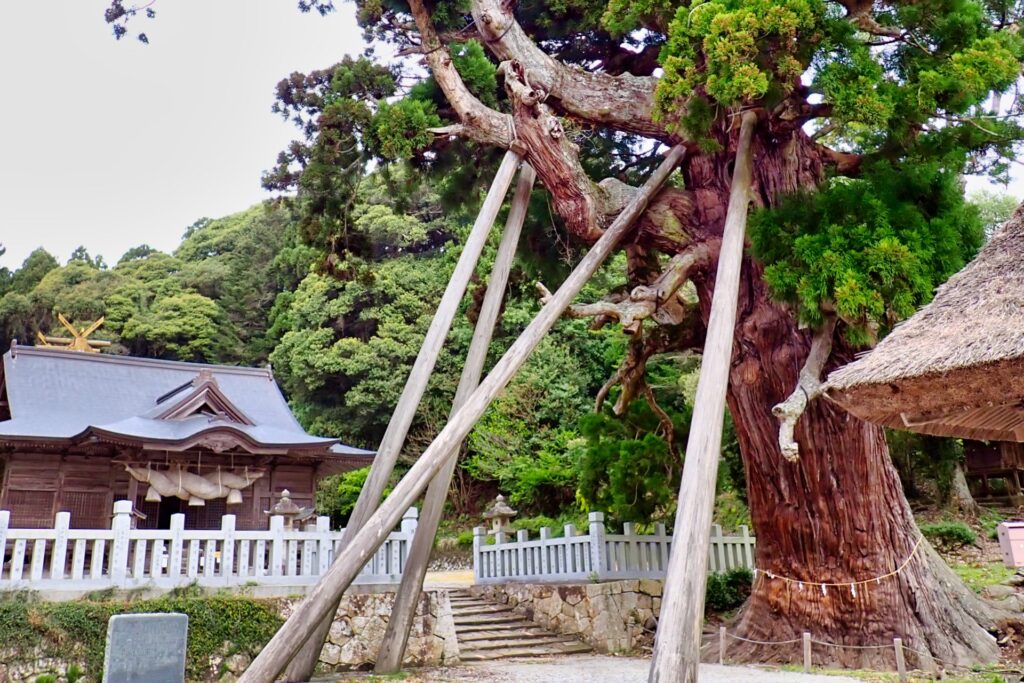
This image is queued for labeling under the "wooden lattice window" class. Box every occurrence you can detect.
[7,490,56,528]
[134,496,161,530]
[184,498,227,530]
[62,491,109,529]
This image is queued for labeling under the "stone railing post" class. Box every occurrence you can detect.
[739,524,754,569]
[655,522,669,572]
[473,526,486,582]
[270,515,285,577]
[169,513,185,581]
[401,507,419,535]
[564,523,577,575]
[221,514,237,585]
[110,500,133,587]
[516,529,529,578]
[495,529,507,578]
[539,526,551,577]
[51,511,71,580]
[622,522,637,574]
[316,516,332,576]
[588,511,606,580]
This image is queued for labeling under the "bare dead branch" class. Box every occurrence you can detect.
[643,383,677,456]
[591,308,704,420]
[538,242,710,334]
[834,0,903,37]
[771,317,838,462]
[407,0,513,148]
[469,0,669,140]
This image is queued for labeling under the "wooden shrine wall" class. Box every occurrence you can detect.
[0,450,326,530]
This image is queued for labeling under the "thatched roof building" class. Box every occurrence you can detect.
[826,203,1024,442]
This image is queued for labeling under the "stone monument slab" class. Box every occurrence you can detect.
[102,613,188,683]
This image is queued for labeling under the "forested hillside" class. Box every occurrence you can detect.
[0,35,1014,533]
[0,173,720,526]
[2,177,1009,531]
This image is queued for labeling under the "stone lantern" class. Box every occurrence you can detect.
[264,489,312,530]
[483,494,517,536]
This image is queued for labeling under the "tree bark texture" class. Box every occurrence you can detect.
[403,0,1003,667]
[711,270,999,668]
[677,132,1000,668]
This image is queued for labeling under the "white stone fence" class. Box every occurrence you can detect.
[473,512,755,584]
[0,500,418,594]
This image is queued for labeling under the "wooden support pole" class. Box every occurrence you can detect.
[894,637,907,682]
[239,145,685,683]
[374,164,537,673]
[282,149,522,682]
[647,112,757,683]
[802,632,812,672]
[718,627,726,665]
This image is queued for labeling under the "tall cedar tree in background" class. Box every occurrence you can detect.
[105,0,1024,666]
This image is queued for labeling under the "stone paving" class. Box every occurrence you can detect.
[315,654,865,682]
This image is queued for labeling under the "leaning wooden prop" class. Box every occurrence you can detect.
[281,147,525,681]
[375,164,538,674]
[648,111,756,683]
[237,146,686,683]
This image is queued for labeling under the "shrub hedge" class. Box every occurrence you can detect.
[0,586,281,681]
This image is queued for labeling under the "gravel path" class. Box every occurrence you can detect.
[316,655,866,682]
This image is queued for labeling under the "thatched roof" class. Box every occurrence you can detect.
[826,202,1024,441]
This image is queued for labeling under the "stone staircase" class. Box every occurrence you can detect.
[449,589,591,662]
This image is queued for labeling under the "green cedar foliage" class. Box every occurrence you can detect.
[749,162,984,345]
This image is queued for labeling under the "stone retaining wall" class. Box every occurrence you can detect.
[0,589,458,683]
[470,579,663,653]
[291,589,460,673]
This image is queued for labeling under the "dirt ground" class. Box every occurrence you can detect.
[314,655,866,682]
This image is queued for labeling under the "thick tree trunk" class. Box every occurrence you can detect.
[693,262,1000,669]
[949,461,983,519]
[420,6,1002,658]
[664,128,1002,668]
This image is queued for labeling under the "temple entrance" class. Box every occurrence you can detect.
[157,497,182,529]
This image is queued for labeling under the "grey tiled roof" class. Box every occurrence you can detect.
[0,344,374,457]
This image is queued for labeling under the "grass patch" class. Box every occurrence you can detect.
[780,666,1007,682]
[951,561,1016,593]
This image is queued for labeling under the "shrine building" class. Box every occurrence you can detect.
[0,341,373,530]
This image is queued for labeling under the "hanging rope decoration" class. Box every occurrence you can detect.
[752,536,924,597]
[124,463,264,505]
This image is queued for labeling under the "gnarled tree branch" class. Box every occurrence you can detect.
[537,242,711,334]
[469,0,668,140]
[771,316,838,462]
[407,0,512,148]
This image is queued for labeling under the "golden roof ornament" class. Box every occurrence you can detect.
[37,314,111,353]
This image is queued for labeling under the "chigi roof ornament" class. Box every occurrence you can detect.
[36,314,111,353]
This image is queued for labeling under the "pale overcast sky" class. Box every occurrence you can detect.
[0,1,366,269]
[0,4,1019,271]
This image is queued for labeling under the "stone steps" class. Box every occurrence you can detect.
[458,635,587,650]
[457,626,558,640]
[458,642,592,662]
[450,604,515,616]
[456,620,555,634]
[449,589,591,662]
[453,612,523,626]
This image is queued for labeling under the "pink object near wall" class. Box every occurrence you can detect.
[997,521,1024,567]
